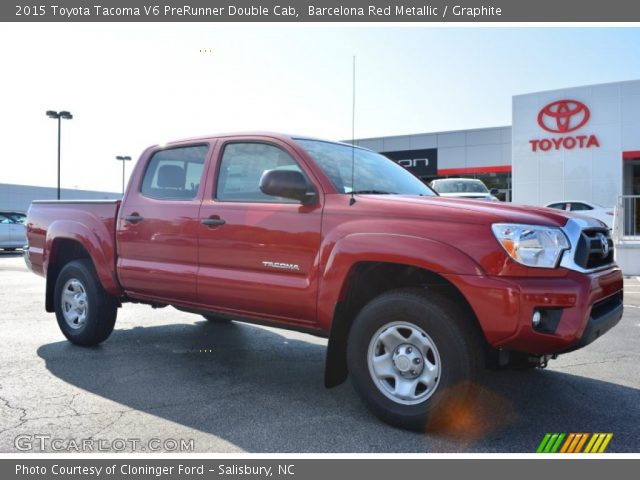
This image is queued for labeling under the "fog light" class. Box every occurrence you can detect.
[532,310,542,327]
[531,308,563,333]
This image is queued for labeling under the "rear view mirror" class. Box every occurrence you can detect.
[490,188,499,195]
[259,170,317,205]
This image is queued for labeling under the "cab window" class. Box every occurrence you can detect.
[216,143,304,203]
[140,145,209,200]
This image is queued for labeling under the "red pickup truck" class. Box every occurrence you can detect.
[25,132,623,430]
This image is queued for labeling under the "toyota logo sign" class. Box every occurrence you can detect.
[537,100,590,133]
[529,99,599,153]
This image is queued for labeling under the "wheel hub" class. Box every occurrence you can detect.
[392,343,424,378]
[367,321,442,405]
[61,278,89,329]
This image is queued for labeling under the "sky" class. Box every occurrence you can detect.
[1,25,640,192]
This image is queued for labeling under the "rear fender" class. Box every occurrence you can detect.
[45,220,120,296]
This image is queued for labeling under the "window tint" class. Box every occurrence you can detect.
[547,203,565,210]
[570,202,593,211]
[0,214,12,224]
[141,145,208,200]
[216,143,303,202]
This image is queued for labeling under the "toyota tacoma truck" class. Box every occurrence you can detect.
[24,132,623,430]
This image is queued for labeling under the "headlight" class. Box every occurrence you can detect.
[491,223,570,268]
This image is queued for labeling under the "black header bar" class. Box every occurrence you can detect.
[4,0,640,22]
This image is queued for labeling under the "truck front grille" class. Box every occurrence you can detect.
[574,228,614,270]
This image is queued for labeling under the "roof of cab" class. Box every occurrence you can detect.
[160,132,364,149]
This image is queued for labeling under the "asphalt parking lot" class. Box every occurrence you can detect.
[0,252,638,453]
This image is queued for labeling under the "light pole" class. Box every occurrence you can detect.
[116,156,132,195]
[46,110,73,200]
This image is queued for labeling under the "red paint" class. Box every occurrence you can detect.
[530,134,600,152]
[623,150,640,160]
[26,201,122,295]
[437,165,511,176]
[537,100,590,133]
[25,132,623,354]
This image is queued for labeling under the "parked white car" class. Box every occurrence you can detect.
[429,178,499,201]
[0,212,27,251]
[545,201,614,228]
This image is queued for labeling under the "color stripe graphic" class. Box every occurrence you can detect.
[537,433,612,453]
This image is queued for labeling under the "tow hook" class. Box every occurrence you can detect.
[538,354,558,369]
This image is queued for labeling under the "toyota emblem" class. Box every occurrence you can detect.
[537,100,590,134]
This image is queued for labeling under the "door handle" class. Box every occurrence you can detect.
[124,214,144,223]
[201,217,226,227]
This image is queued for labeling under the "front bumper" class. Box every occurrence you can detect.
[564,291,623,352]
[446,266,624,355]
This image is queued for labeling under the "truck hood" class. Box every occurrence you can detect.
[360,194,576,227]
[438,192,495,200]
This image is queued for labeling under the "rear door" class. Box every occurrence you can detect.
[197,138,323,326]
[116,143,212,304]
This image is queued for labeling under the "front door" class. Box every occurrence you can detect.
[197,139,322,327]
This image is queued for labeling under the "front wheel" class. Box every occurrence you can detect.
[347,288,483,431]
[54,259,118,346]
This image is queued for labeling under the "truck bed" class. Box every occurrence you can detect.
[26,200,121,286]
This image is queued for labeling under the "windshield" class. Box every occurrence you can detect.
[432,179,489,194]
[295,139,435,196]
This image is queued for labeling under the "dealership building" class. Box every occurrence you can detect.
[355,79,640,207]
[354,79,640,273]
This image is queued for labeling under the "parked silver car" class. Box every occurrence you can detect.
[545,201,614,229]
[429,178,499,201]
[0,212,27,251]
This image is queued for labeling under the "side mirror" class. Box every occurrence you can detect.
[259,169,316,205]
[490,188,499,195]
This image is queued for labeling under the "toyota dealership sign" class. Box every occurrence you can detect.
[529,99,600,152]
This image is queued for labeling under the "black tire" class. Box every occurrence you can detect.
[54,259,118,346]
[346,288,484,431]
[202,314,232,323]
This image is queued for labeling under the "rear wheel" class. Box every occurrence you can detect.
[347,288,483,431]
[54,259,117,346]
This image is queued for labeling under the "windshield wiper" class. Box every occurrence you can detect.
[351,190,397,195]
